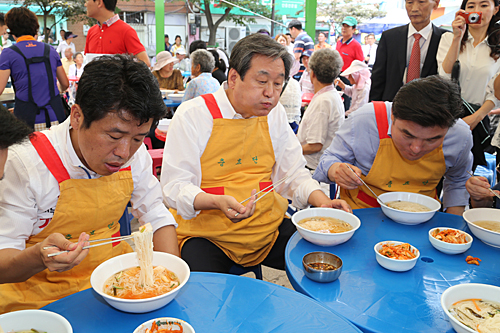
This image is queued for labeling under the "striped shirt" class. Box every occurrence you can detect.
[293,31,314,57]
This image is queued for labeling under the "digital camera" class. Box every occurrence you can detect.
[458,11,482,24]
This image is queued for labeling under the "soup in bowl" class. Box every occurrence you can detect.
[463,208,500,248]
[377,192,440,225]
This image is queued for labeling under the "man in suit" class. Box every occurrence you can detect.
[370,0,447,102]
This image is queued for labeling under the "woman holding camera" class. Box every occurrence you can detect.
[436,0,500,168]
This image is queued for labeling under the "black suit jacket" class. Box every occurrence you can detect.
[369,24,448,102]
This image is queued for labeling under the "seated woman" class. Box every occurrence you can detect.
[182,49,220,102]
[208,49,227,84]
[152,51,184,91]
[67,52,85,104]
[297,48,345,170]
[466,175,500,208]
[335,60,371,117]
[0,7,69,131]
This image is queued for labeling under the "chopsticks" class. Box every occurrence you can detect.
[466,170,500,200]
[44,235,133,257]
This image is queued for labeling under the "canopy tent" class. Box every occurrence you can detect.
[358,8,409,34]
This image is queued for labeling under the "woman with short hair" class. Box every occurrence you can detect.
[182,49,220,102]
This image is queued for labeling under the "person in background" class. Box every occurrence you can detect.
[1,31,12,50]
[182,49,220,102]
[85,0,150,67]
[208,49,227,84]
[276,33,300,77]
[0,7,69,131]
[171,35,185,56]
[314,75,472,215]
[297,48,345,170]
[288,19,314,74]
[164,34,172,53]
[173,49,190,72]
[56,32,77,58]
[275,33,287,46]
[279,74,302,132]
[68,52,85,79]
[0,13,7,48]
[257,29,271,36]
[189,39,207,54]
[58,29,65,43]
[336,16,364,111]
[299,49,314,98]
[370,0,446,102]
[161,33,350,274]
[466,175,499,208]
[335,60,371,116]
[314,32,331,51]
[362,33,377,68]
[61,47,75,75]
[152,51,184,91]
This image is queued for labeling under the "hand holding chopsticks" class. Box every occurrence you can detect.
[45,235,133,257]
[466,170,500,201]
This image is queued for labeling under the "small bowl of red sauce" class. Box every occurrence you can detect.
[302,252,342,283]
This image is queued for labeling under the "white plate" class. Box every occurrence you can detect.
[133,317,195,333]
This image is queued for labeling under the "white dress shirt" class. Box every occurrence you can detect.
[403,22,434,83]
[437,32,500,106]
[56,41,76,58]
[0,119,177,251]
[160,83,322,220]
[362,44,377,65]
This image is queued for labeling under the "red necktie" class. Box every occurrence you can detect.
[406,33,422,83]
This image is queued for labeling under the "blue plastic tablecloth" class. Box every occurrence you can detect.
[285,208,500,333]
[164,99,181,108]
[42,272,362,333]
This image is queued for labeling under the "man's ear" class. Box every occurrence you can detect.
[70,104,84,131]
[227,68,240,90]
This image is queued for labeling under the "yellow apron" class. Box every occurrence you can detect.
[172,94,288,267]
[0,132,133,313]
[341,102,445,209]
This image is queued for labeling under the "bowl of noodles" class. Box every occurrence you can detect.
[374,241,420,272]
[133,317,195,333]
[463,208,500,248]
[291,208,361,247]
[377,192,441,225]
[0,309,72,333]
[441,283,500,333]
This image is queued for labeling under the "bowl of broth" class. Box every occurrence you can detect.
[377,192,441,225]
[441,283,500,333]
[302,252,343,283]
[0,310,72,333]
[291,208,361,246]
[90,252,190,313]
[463,208,500,248]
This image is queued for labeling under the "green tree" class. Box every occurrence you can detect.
[16,0,88,43]
[317,0,385,33]
[191,0,272,46]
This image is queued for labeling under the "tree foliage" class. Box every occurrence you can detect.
[15,0,89,43]
[317,0,385,33]
[191,0,272,46]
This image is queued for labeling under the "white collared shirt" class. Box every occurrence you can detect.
[403,22,434,83]
[362,44,378,65]
[160,83,322,220]
[0,119,177,251]
[437,32,500,106]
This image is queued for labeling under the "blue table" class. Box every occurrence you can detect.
[42,272,362,333]
[285,208,500,333]
[164,98,181,108]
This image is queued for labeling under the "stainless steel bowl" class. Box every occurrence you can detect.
[302,252,343,283]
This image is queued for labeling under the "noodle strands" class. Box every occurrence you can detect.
[133,223,154,287]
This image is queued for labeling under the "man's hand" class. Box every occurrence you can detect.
[308,190,352,213]
[218,189,258,223]
[320,199,352,213]
[328,163,363,189]
[41,232,89,273]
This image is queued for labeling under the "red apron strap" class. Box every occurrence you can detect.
[373,101,390,140]
[201,94,223,119]
[30,132,70,184]
[357,190,381,208]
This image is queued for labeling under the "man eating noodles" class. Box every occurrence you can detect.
[161,33,350,274]
[313,75,473,215]
[0,55,179,313]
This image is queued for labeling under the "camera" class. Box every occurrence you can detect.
[458,11,482,24]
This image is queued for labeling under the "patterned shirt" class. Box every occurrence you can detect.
[182,73,220,102]
[293,31,314,57]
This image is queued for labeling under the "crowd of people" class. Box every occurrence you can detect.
[0,0,499,316]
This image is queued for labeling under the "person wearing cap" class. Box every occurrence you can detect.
[181,49,220,102]
[334,60,371,116]
[84,0,150,67]
[369,0,446,102]
[336,16,364,112]
[297,48,345,170]
[164,34,172,53]
[152,51,184,91]
[173,48,191,72]
[56,32,77,58]
[298,49,314,98]
[288,19,314,77]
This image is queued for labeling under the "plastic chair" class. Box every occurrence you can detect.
[228,264,263,280]
[119,202,133,236]
[147,149,164,176]
[485,152,496,185]
[143,137,152,150]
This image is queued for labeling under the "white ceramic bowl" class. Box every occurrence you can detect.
[157,119,171,132]
[160,89,176,98]
[0,309,72,333]
[90,252,190,313]
[168,94,184,103]
[441,283,500,333]
[374,241,420,272]
[133,317,195,333]
[463,208,500,248]
[428,227,473,255]
[291,208,361,247]
[378,192,441,225]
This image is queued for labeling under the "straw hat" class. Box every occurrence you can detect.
[152,51,179,71]
[341,60,368,76]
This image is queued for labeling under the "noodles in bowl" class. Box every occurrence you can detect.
[297,217,353,234]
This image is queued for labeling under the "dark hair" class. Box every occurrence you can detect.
[75,55,167,129]
[460,0,500,59]
[0,106,32,149]
[318,31,328,38]
[5,7,39,37]
[229,33,293,80]
[175,35,181,41]
[164,34,169,38]
[101,0,117,12]
[0,13,5,26]
[64,31,73,40]
[392,75,462,128]
[189,40,207,54]
[208,49,226,72]
[288,19,302,30]
[73,52,83,60]
[257,28,270,36]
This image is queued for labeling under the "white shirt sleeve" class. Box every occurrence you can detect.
[436,32,452,78]
[485,71,500,108]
